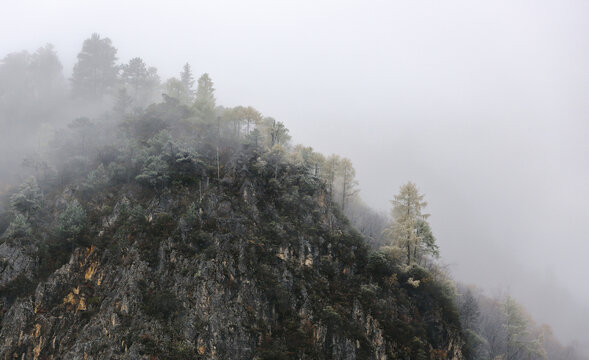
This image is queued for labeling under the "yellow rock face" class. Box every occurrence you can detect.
[85,262,98,281]
[63,286,87,311]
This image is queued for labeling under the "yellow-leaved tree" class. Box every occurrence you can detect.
[385,182,438,265]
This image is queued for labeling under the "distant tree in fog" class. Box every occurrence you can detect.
[321,154,340,200]
[343,198,388,248]
[260,117,290,148]
[180,63,195,97]
[29,45,64,98]
[0,44,65,126]
[0,51,31,123]
[9,177,42,220]
[338,157,358,212]
[194,73,216,118]
[290,145,324,176]
[224,106,263,137]
[164,77,186,104]
[163,64,196,106]
[503,296,546,359]
[120,57,160,107]
[71,33,118,100]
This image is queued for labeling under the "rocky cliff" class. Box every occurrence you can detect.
[0,100,465,359]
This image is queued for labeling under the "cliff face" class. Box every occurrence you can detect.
[0,101,465,359]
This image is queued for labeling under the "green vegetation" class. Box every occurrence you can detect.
[0,33,582,360]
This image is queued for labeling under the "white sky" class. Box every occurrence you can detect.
[2,0,588,345]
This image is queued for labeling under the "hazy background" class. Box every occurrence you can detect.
[1,0,588,347]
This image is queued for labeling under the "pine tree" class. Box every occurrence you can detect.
[120,57,148,103]
[57,200,87,240]
[29,44,65,105]
[502,296,546,360]
[180,63,195,96]
[194,73,216,118]
[9,177,42,220]
[71,33,118,100]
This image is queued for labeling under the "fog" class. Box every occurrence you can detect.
[2,0,588,348]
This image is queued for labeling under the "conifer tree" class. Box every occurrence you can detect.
[57,199,87,240]
[180,63,195,96]
[503,296,546,360]
[9,177,42,220]
[194,73,216,118]
[71,33,118,100]
[385,182,436,265]
[120,58,159,107]
[29,44,65,104]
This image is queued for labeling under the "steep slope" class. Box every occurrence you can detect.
[0,99,465,359]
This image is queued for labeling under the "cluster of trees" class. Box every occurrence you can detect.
[379,183,586,359]
[3,177,42,240]
[0,44,66,129]
[0,33,221,129]
[70,33,213,115]
[2,175,86,248]
[457,285,585,360]
[289,148,358,211]
[287,147,392,247]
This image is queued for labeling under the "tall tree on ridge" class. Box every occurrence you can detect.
[339,157,358,213]
[194,73,216,119]
[385,182,436,265]
[71,33,118,100]
[29,44,65,103]
[180,63,195,97]
[321,154,341,201]
[120,57,160,107]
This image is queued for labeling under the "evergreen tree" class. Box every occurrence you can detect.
[9,177,42,220]
[503,296,546,360]
[136,155,170,191]
[120,57,160,107]
[180,63,195,96]
[0,52,30,122]
[57,199,87,240]
[194,73,216,118]
[0,46,65,126]
[71,33,118,100]
[385,182,436,265]
[29,44,65,106]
